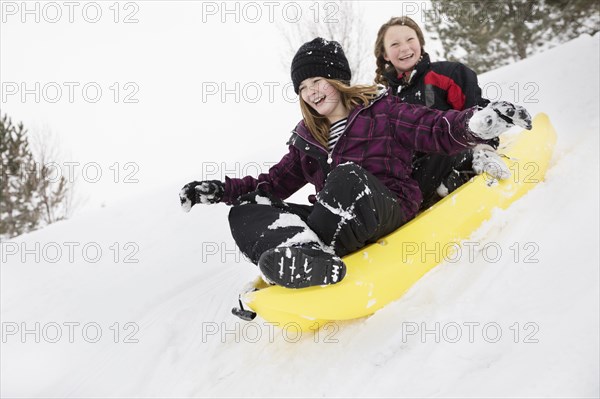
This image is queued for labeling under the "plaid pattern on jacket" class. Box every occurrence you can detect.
[222,91,482,219]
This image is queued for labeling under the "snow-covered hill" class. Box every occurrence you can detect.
[1,35,599,398]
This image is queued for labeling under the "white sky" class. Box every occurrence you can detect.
[0,1,442,211]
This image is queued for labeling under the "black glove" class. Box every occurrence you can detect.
[468,101,532,140]
[179,180,224,212]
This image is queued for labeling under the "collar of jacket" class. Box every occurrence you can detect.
[286,89,389,175]
[288,88,389,152]
[383,52,431,89]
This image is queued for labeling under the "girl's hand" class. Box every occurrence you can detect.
[179,180,225,212]
[471,144,511,180]
[468,101,532,140]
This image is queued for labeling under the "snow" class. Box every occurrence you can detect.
[266,213,324,249]
[1,29,599,399]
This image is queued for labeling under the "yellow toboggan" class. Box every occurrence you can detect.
[237,113,557,331]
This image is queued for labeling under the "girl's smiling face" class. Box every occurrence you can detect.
[299,77,347,122]
[383,25,422,74]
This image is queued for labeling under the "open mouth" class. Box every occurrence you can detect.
[313,95,326,106]
[399,53,414,61]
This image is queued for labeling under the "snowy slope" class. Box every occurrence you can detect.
[1,35,599,398]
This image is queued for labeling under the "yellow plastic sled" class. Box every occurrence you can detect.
[241,113,557,331]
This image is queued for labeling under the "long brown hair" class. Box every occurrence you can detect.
[374,16,426,86]
[299,79,380,148]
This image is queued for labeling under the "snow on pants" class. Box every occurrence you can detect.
[411,151,474,209]
[412,137,499,209]
[228,163,407,264]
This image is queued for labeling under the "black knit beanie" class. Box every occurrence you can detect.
[291,38,352,94]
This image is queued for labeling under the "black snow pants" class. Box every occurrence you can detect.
[411,151,474,209]
[228,163,407,264]
[411,136,499,209]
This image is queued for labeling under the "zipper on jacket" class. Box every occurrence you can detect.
[293,90,388,166]
[326,92,386,164]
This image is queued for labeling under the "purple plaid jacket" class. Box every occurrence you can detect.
[222,91,482,219]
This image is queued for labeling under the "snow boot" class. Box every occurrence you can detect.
[258,244,346,288]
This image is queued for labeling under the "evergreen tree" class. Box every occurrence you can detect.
[425,0,600,73]
[0,114,69,239]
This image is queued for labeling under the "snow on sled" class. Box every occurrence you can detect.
[239,113,557,331]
